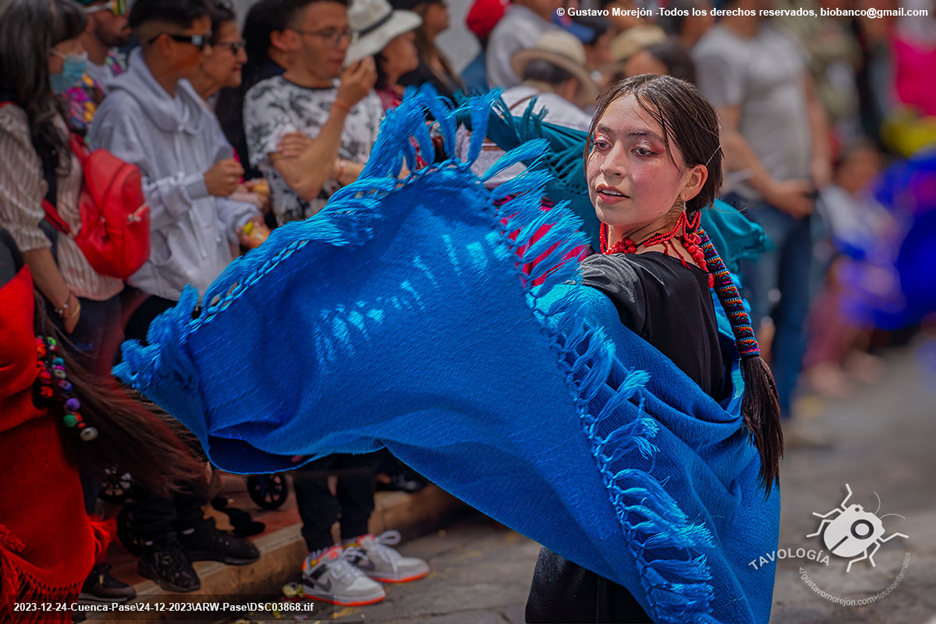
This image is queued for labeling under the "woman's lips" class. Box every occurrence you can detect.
[595,186,629,203]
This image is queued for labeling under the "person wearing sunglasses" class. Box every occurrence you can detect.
[190,0,272,241]
[190,0,247,102]
[62,0,131,136]
[88,0,263,594]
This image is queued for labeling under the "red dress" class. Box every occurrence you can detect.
[0,267,109,622]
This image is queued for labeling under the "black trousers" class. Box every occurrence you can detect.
[293,454,378,552]
[132,486,210,541]
[46,292,123,375]
[123,292,210,543]
[123,291,177,349]
[526,548,653,624]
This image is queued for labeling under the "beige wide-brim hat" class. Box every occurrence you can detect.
[345,0,422,66]
[609,25,667,63]
[511,31,600,108]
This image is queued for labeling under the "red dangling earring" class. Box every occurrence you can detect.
[679,211,715,288]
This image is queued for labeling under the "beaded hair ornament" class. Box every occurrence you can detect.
[34,336,99,441]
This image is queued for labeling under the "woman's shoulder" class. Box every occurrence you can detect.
[581,252,642,283]
[581,252,711,308]
[0,105,43,171]
[581,251,682,282]
[0,103,29,139]
[579,254,652,333]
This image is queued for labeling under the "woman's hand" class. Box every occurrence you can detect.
[60,292,80,334]
[765,179,815,219]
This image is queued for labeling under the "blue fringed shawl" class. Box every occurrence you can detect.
[115,90,780,623]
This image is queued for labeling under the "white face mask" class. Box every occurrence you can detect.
[50,50,89,94]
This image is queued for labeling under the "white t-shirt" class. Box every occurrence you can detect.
[693,24,811,202]
[244,76,384,225]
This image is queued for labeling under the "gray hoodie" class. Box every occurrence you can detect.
[89,48,258,301]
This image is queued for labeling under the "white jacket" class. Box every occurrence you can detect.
[89,48,259,301]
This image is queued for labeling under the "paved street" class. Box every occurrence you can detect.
[241,342,936,624]
[324,514,537,624]
[769,342,936,624]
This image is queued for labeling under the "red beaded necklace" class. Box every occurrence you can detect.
[600,211,715,288]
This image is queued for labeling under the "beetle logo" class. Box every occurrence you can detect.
[807,484,908,573]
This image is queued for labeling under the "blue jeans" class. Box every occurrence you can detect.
[725,194,813,418]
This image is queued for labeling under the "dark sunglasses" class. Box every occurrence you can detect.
[85,0,127,17]
[147,32,213,51]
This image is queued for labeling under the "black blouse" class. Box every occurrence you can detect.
[526,251,728,623]
[579,252,727,400]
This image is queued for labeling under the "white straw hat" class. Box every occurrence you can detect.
[511,30,600,108]
[345,0,422,65]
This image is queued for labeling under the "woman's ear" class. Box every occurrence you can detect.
[681,164,708,202]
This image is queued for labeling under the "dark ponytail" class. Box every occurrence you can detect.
[699,230,783,495]
[34,294,205,498]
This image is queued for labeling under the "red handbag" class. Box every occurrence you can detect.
[42,134,150,280]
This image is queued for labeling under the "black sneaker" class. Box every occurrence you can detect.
[177,519,260,566]
[79,563,137,604]
[138,538,201,593]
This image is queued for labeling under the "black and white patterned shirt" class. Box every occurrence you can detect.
[244,76,384,225]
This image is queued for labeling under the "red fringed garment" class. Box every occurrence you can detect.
[0,267,111,622]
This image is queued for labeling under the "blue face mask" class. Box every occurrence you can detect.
[50,51,88,94]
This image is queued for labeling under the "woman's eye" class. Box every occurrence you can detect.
[594,139,611,149]
[633,146,654,156]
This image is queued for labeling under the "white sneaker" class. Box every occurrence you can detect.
[344,531,430,583]
[301,545,386,606]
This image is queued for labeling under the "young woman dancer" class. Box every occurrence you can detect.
[117,75,783,624]
[525,74,781,623]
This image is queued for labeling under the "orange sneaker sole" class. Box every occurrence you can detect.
[369,570,430,584]
[307,594,386,607]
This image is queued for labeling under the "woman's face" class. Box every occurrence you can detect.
[48,37,84,75]
[379,31,419,82]
[201,21,247,89]
[585,31,612,70]
[421,1,450,38]
[587,94,703,240]
[623,51,667,79]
